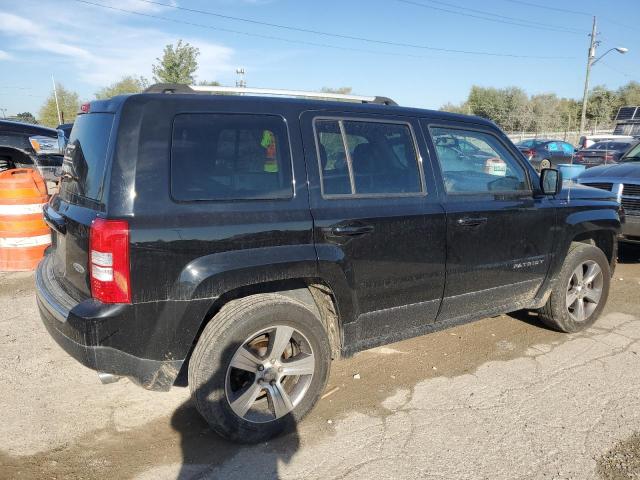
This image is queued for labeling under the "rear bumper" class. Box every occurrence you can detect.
[35,255,183,391]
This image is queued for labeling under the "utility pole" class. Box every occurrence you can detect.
[235,68,246,88]
[0,108,6,119]
[579,16,598,138]
[52,75,62,125]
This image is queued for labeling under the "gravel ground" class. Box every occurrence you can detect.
[1,246,640,480]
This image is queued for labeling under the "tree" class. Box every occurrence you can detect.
[586,85,617,130]
[95,75,149,99]
[15,112,37,124]
[197,80,221,86]
[152,40,200,84]
[38,84,80,127]
[530,93,561,134]
[615,81,640,112]
[440,101,469,114]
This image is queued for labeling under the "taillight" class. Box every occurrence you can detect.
[89,218,131,303]
[80,102,90,114]
[523,149,535,158]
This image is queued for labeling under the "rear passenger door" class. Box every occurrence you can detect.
[425,121,555,321]
[301,112,446,350]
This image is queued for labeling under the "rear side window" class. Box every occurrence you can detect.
[59,113,114,203]
[171,114,293,201]
[560,142,575,154]
[314,118,423,196]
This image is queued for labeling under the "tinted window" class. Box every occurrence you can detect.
[171,114,293,201]
[560,142,575,154]
[315,120,351,195]
[344,121,422,195]
[547,142,560,152]
[622,143,640,161]
[611,142,632,150]
[430,126,528,194]
[315,119,422,196]
[59,113,114,203]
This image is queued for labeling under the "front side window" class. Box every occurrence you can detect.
[314,119,423,196]
[430,126,528,194]
[171,114,293,201]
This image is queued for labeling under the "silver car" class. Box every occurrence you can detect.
[577,141,640,244]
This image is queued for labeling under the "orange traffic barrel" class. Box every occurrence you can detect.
[0,169,50,271]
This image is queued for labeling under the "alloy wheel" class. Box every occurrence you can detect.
[225,325,315,423]
[566,260,603,322]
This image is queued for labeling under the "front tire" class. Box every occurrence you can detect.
[537,243,610,333]
[188,293,331,443]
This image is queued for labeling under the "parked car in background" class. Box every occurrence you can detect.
[578,134,634,149]
[577,141,640,244]
[433,131,496,173]
[37,84,620,443]
[516,139,576,171]
[0,119,64,182]
[574,139,639,168]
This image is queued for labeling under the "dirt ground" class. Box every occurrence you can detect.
[1,246,640,480]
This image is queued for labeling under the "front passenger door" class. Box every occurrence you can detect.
[425,122,556,321]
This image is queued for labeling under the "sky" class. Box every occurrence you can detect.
[0,0,638,117]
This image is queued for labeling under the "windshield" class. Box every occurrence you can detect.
[621,143,640,162]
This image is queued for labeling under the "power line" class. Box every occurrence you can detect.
[136,0,582,36]
[396,0,583,35]
[600,62,634,79]
[71,0,576,59]
[498,0,590,16]
[499,0,638,33]
[417,0,583,33]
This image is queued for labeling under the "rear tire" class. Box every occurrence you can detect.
[537,243,610,333]
[188,293,331,443]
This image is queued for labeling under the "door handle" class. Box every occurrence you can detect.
[323,224,374,237]
[457,217,487,227]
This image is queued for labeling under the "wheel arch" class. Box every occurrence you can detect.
[174,277,343,386]
[572,229,617,273]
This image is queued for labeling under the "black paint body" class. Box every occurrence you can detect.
[36,93,621,390]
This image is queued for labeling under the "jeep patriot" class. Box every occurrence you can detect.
[36,84,621,442]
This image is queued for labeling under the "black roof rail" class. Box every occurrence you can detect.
[143,83,397,106]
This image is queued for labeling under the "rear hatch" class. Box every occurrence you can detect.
[46,111,115,301]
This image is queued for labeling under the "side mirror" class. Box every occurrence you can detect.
[540,168,562,195]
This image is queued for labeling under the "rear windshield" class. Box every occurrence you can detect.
[590,141,632,151]
[170,113,293,201]
[59,113,114,204]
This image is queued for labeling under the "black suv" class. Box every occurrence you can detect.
[36,85,621,443]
